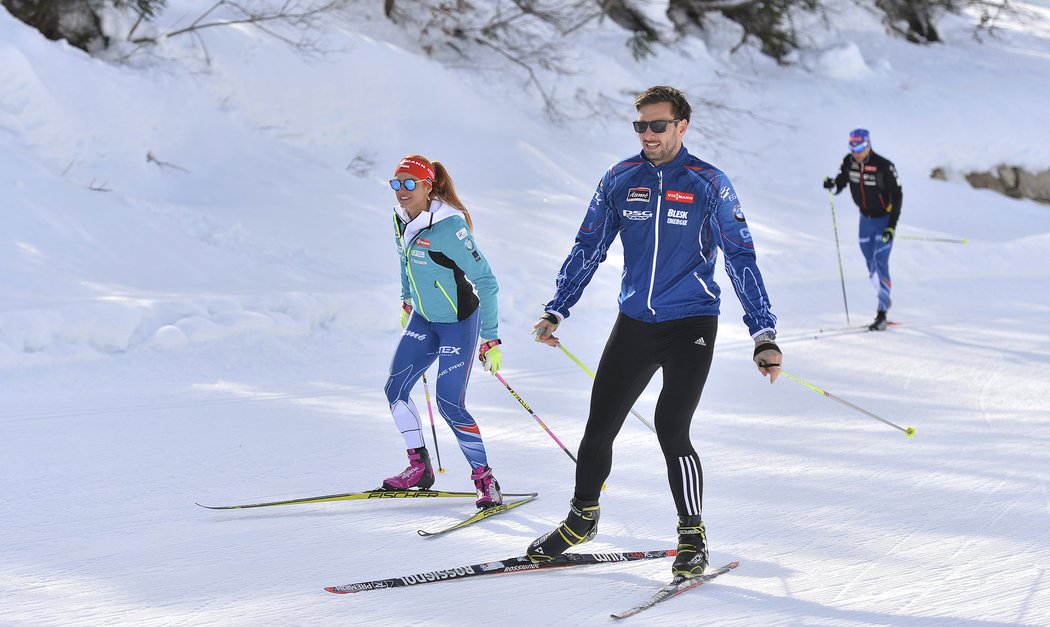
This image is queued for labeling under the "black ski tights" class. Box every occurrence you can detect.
[573,314,716,517]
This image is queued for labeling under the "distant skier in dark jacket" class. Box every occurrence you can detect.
[823,128,903,331]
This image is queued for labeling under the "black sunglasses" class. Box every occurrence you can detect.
[633,119,681,133]
[389,179,424,191]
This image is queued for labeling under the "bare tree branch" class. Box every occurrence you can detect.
[165,0,344,38]
[472,36,563,123]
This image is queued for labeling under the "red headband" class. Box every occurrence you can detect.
[394,157,435,186]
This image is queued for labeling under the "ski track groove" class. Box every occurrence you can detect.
[829,526,919,606]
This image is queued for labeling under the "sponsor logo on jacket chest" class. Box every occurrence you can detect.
[666,208,688,226]
[665,190,694,203]
[852,168,878,186]
[416,238,431,248]
[627,187,651,202]
[623,209,653,221]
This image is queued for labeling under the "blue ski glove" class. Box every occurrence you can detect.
[882,227,895,243]
[400,301,412,329]
[478,338,503,374]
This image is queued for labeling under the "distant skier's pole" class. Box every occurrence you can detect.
[493,372,578,464]
[828,190,851,326]
[558,344,656,433]
[899,235,969,244]
[773,365,915,437]
[421,373,445,473]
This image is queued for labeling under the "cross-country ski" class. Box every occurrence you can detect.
[324,550,675,594]
[417,492,539,537]
[611,561,740,619]
[196,488,536,510]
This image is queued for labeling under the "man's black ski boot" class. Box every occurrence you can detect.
[671,515,709,579]
[525,498,600,562]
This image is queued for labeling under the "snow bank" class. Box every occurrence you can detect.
[799,41,884,78]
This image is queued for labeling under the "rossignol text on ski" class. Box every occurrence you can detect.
[324,550,675,594]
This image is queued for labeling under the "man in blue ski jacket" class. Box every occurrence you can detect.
[525,85,782,580]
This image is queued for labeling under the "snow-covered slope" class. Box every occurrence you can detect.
[2,2,1049,624]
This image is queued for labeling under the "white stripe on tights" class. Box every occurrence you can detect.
[391,399,424,449]
[678,455,702,516]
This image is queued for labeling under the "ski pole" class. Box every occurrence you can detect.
[773,366,915,437]
[421,373,445,473]
[558,344,657,433]
[828,190,851,326]
[899,235,969,244]
[493,371,579,464]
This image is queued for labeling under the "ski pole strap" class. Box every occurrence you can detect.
[753,341,781,359]
[479,338,502,355]
[540,312,559,324]
[402,301,413,314]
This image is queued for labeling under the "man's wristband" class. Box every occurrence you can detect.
[753,341,782,359]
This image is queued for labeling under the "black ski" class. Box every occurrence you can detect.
[325,549,675,594]
[417,493,539,537]
[196,488,535,510]
[611,560,739,619]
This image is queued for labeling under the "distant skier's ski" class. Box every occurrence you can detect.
[832,320,900,333]
[791,320,901,341]
[196,488,535,510]
[611,560,739,620]
[324,550,675,594]
[417,492,539,537]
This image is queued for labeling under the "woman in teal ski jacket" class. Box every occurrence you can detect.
[380,154,504,509]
